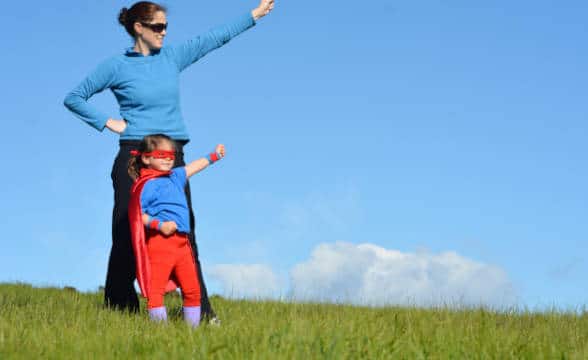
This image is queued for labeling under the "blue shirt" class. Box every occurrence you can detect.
[64,13,255,140]
[141,167,190,233]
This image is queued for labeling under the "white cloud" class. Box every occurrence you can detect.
[290,242,517,307]
[208,264,279,299]
[208,242,517,308]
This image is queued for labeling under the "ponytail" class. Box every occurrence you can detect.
[128,154,142,180]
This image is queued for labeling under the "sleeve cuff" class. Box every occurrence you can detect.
[244,12,256,27]
[96,117,109,132]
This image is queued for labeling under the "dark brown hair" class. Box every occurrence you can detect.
[118,2,167,37]
[128,134,176,180]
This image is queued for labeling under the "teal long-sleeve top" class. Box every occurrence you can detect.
[64,13,255,141]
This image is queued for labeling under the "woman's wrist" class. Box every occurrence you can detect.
[251,9,262,21]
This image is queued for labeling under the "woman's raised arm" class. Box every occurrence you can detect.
[167,0,275,72]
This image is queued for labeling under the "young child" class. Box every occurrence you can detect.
[127,134,225,327]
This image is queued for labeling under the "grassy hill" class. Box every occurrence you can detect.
[0,283,586,358]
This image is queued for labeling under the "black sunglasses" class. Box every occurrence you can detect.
[140,22,168,33]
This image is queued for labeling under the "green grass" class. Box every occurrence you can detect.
[0,283,587,359]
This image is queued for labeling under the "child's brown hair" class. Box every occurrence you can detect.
[128,134,176,180]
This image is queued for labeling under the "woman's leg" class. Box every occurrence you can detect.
[185,183,216,319]
[105,142,141,312]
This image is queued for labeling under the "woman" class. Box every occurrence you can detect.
[64,0,274,322]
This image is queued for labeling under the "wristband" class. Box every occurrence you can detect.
[207,152,221,164]
[149,218,160,231]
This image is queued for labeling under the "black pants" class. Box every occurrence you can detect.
[105,140,216,318]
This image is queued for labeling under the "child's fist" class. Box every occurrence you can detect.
[216,144,225,159]
[160,221,177,236]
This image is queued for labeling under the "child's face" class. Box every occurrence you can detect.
[141,141,175,172]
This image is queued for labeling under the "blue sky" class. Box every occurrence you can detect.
[1,0,586,309]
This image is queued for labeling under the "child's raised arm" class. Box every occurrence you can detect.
[185,144,225,178]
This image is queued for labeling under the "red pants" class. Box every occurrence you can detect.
[146,231,201,309]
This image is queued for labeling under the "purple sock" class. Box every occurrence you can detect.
[148,306,168,322]
[183,306,201,328]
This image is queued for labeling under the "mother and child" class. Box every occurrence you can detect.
[64,0,275,327]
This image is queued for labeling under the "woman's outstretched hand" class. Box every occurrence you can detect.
[106,119,127,134]
[252,0,275,20]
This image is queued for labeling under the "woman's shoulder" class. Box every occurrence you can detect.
[159,45,177,58]
[91,53,126,74]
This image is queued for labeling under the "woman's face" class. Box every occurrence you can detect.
[136,11,167,50]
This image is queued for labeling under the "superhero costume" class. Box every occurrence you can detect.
[129,167,202,326]
[128,168,178,298]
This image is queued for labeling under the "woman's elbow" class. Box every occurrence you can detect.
[63,93,77,110]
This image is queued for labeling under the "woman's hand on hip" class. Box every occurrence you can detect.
[105,118,127,134]
[252,0,275,20]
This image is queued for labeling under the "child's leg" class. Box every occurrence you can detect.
[173,235,202,327]
[146,232,176,316]
[174,238,201,306]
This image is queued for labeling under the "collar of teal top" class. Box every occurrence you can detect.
[124,47,161,57]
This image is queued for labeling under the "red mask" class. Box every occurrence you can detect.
[130,149,176,160]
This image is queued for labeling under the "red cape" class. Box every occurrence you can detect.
[129,169,179,298]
